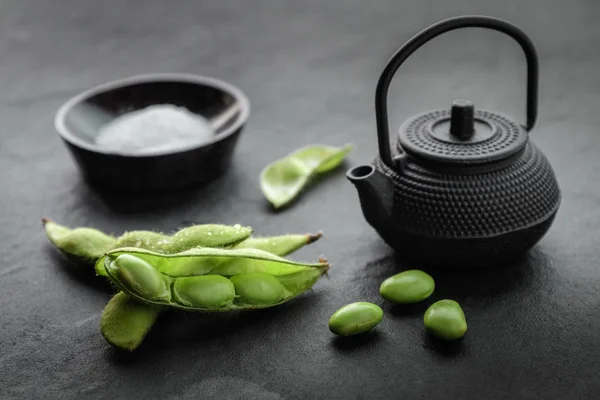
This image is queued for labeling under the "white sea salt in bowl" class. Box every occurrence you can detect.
[54,73,250,192]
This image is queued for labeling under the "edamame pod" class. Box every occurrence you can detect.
[260,144,353,209]
[100,231,323,351]
[42,218,253,272]
[100,292,162,351]
[100,247,329,311]
[94,224,252,276]
[42,219,117,266]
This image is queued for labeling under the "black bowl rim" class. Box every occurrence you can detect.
[53,72,251,157]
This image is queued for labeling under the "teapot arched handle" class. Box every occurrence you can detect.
[375,15,539,168]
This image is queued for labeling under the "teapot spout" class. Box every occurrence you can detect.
[347,165,394,219]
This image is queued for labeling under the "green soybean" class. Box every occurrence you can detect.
[100,292,161,352]
[173,275,235,308]
[423,299,467,341]
[379,270,435,304]
[231,273,286,305]
[328,302,383,336]
[260,144,353,209]
[100,247,329,311]
[100,231,323,351]
[111,254,171,302]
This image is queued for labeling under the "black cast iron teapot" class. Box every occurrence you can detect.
[347,15,561,268]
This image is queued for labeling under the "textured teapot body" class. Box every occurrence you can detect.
[350,141,560,267]
[348,15,561,267]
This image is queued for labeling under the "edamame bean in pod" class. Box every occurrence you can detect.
[328,302,383,336]
[423,299,467,341]
[231,273,286,305]
[173,275,235,308]
[100,247,330,311]
[111,254,171,302]
[379,270,435,304]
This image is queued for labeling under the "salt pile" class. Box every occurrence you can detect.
[95,104,215,155]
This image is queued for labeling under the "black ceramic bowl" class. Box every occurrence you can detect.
[54,73,250,192]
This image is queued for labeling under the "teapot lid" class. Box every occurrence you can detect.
[397,99,528,165]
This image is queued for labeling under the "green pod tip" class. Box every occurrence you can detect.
[42,218,117,267]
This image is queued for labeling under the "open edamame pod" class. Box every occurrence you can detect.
[100,231,323,351]
[260,144,353,209]
[98,247,329,311]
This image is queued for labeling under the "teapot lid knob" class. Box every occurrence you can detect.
[450,99,475,140]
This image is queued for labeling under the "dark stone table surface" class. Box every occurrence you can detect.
[1,1,599,399]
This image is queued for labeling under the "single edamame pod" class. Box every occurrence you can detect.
[95,224,253,277]
[423,299,467,341]
[100,292,162,351]
[260,144,353,209]
[42,218,252,273]
[42,218,117,267]
[100,247,329,311]
[379,270,435,304]
[100,231,323,351]
[328,302,383,336]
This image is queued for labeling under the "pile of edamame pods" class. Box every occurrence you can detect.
[42,143,466,352]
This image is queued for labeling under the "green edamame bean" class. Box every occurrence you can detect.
[260,144,353,209]
[173,275,235,308]
[100,247,329,311]
[230,272,286,305]
[100,292,161,352]
[379,270,435,304]
[328,302,383,336]
[423,299,467,341]
[108,254,171,302]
